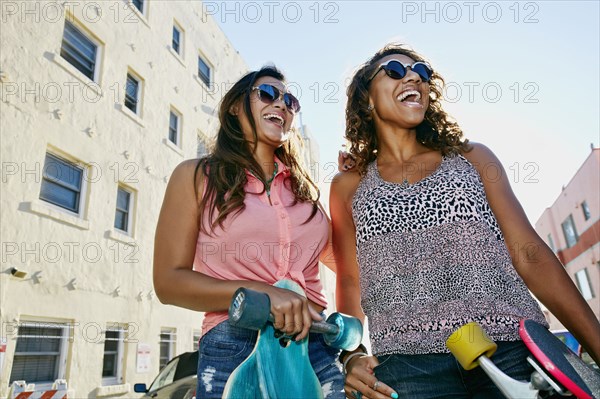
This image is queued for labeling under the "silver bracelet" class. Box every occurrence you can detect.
[343,351,368,374]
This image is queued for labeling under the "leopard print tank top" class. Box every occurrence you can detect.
[352,154,548,356]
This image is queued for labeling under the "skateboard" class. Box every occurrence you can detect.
[446,319,600,398]
[223,279,363,399]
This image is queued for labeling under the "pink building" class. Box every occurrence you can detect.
[535,147,600,330]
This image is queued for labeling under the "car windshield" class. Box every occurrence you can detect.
[148,358,179,393]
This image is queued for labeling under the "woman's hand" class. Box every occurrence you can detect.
[344,355,398,399]
[265,286,323,341]
[338,150,357,172]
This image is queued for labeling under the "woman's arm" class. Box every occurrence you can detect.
[330,171,364,322]
[318,201,337,273]
[464,143,600,364]
[153,160,319,340]
[330,171,398,399]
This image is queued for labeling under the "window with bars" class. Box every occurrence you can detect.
[10,323,69,386]
[159,329,176,370]
[169,110,180,145]
[114,187,132,233]
[60,20,98,80]
[102,326,125,385]
[172,25,181,54]
[125,73,140,114]
[40,153,84,214]
[198,56,211,86]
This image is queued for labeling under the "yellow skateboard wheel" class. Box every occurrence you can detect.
[446,322,497,370]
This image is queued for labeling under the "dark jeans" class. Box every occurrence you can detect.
[196,319,345,398]
[374,341,535,398]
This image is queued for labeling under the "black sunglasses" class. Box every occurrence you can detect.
[368,60,433,83]
[251,84,301,113]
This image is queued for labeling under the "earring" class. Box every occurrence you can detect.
[367,104,374,111]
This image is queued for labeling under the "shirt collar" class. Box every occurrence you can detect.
[245,155,291,180]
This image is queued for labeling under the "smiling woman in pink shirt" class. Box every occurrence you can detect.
[153,66,345,398]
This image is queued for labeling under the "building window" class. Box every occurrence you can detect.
[561,214,579,248]
[575,268,594,300]
[60,20,98,80]
[169,110,180,145]
[40,153,84,214]
[198,55,211,86]
[192,330,201,352]
[547,234,555,253]
[197,133,208,158]
[159,329,176,370]
[125,73,140,114]
[131,0,144,13]
[10,322,69,386]
[172,25,181,55]
[114,187,132,233]
[102,326,125,385]
[581,201,591,221]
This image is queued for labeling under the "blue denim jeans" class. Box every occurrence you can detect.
[196,319,345,398]
[374,341,534,398]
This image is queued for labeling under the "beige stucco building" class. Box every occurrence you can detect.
[0,0,330,397]
[298,122,337,310]
[534,147,600,330]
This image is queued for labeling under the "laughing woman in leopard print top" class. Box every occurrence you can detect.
[330,44,600,399]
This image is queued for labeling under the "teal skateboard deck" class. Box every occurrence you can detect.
[223,279,362,399]
[223,280,322,398]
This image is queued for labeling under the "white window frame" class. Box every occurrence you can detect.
[168,107,182,146]
[101,325,125,386]
[130,0,146,14]
[159,328,177,370]
[171,20,184,57]
[60,18,103,83]
[40,152,89,219]
[114,185,135,235]
[575,268,594,300]
[124,69,143,116]
[197,53,212,86]
[192,330,201,352]
[10,322,71,390]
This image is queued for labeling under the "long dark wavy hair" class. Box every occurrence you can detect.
[194,66,319,234]
[346,43,471,175]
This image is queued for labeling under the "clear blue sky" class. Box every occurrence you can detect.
[212,1,599,222]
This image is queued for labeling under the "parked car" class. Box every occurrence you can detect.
[134,351,198,398]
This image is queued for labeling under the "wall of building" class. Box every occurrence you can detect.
[535,148,600,330]
[0,1,249,397]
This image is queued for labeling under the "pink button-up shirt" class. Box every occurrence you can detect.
[193,157,329,336]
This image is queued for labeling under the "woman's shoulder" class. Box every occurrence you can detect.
[460,141,497,163]
[459,142,503,170]
[331,170,362,201]
[165,158,208,199]
[167,159,198,183]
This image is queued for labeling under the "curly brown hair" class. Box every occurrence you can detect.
[346,43,470,175]
[194,66,319,234]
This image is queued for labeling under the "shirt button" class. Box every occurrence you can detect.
[280,214,286,219]
[273,201,280,205]
[276,271,285,278]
